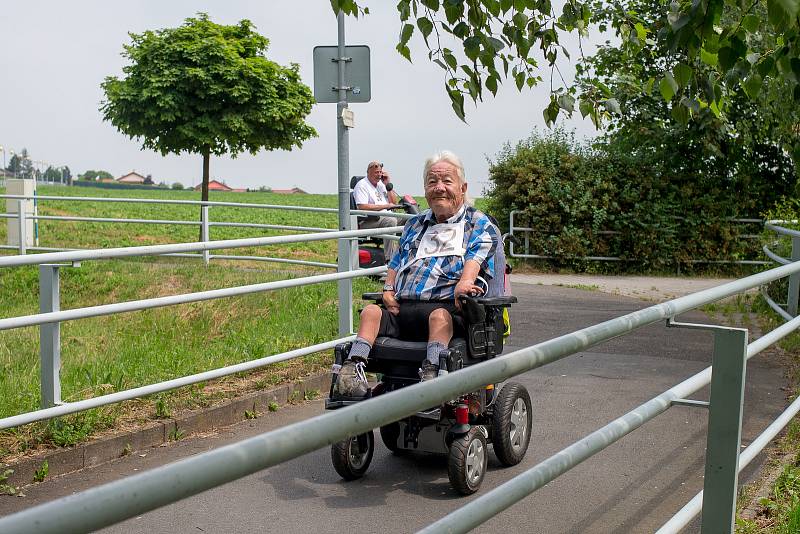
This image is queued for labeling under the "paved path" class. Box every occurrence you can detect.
[0,277,788,533]
[511,272,736,301]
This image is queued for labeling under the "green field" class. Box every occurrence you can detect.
[0,186,348,262]
[0,185,391,459]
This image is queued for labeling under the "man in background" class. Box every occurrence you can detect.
[353,160,400,258]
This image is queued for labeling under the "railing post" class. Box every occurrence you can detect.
[39,264,62,408]
[201,205,210,266]
[700,327,748,534]
[17,199,26,255]
[350,214,359,270]
[787,236,800,317]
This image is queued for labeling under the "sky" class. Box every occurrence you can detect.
[0,1,602,196]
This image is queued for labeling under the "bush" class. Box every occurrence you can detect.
[171,182,184,190]
[485,127,793,271]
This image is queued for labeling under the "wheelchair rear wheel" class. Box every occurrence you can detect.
[447,426,488,495]
[491,382,532,466]
[331,431,375,480]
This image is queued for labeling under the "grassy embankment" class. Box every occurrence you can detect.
[0,186,383,462]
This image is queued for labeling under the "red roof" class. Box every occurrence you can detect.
[194,180,233,192]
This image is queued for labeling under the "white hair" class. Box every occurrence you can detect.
[422,150,472,206]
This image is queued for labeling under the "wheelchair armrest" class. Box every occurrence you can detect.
[361,292,385,304]
[473,295,517,307]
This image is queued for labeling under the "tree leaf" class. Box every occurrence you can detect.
[768,0,800,26]
[742,73,763,98]
[659,73,678,102]
[579,99,593,119]
[417,17,434,39]
[741,14,760,33]
[700,48,718,66]
[604,97,621,114]
[399,23,415,46]
[673,63,692,88]
[558,94,575,113]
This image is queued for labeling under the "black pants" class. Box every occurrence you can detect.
[377,300,465,342]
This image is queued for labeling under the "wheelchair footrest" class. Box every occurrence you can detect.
[415,407,442,420]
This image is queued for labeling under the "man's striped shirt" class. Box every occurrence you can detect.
[389,205,499,301]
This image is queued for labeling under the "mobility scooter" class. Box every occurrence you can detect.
[325,251,531,494]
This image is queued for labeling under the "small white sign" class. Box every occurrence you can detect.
[341,108,355,128]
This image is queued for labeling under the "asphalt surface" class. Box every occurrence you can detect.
[0,282,789,533]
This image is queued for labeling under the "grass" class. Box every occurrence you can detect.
[0,185,383,460]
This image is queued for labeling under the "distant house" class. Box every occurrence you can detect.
[194,179,234,192]
[117,171,147,184]
[272,187,307,195]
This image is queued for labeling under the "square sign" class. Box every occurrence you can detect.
[313,45,371,103]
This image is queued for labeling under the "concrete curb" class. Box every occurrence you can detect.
[2,371,329,488]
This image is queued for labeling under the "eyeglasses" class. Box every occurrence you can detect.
[369,162,384,170]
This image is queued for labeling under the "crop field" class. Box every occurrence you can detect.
[0,185,392,458]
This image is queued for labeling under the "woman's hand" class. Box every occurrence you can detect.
[383,291,400,315]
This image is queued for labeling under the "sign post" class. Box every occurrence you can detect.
[314,14,371,336]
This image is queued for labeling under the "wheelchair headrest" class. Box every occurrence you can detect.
[350,175,364,189]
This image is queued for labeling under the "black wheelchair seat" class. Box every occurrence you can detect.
[365,337,467,378]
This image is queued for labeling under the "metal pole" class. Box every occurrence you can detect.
[336,9,353,336]
[39,265,62,407]
[700,327,748,534]
[17,199,26,254]
[201,205,210,266]
[788,236,800,316]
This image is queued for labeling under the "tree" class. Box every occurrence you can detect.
[578,0,798,197]
[6,153,23,177]
[100,13,317,210]
[80,170,114,181]
[171,182,185,190]
[333,0,800,147]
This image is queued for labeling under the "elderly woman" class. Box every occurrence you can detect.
[335,150,500,398]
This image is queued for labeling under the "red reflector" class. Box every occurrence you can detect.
[456,404,469,425]
[358,249,371,263]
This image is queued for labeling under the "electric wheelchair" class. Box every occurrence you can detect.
[325,290,531,495]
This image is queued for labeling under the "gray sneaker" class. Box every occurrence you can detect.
[419,360,438,382]
[334,358,369,398]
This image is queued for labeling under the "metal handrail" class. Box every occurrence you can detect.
[0,195,415,268]
[2,260,799,534]
[509,210,771,265]
[425,312,800,533]
[0,227,394,426]
[761,223,800,318]
[0,194,342,212]
[0,193,417,220]
[0,335,356,430]
[0,226,403,268]
[0,265,385,332]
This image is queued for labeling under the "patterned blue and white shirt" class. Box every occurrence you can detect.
[389,205,499,301]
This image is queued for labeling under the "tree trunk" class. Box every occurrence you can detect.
[199,150,210,242]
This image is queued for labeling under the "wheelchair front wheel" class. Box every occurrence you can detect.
[448,426,488,495]
[331,430,375,480]
[379,422,405,454]
[492,382,532,466]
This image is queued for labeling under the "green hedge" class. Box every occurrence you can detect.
[485,128,797,271]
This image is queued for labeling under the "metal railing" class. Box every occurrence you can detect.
[509,210,771,265]
[0,224,798,533]
[0,225,401,424]
[0,193,413,268]
[762,222,800,319]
